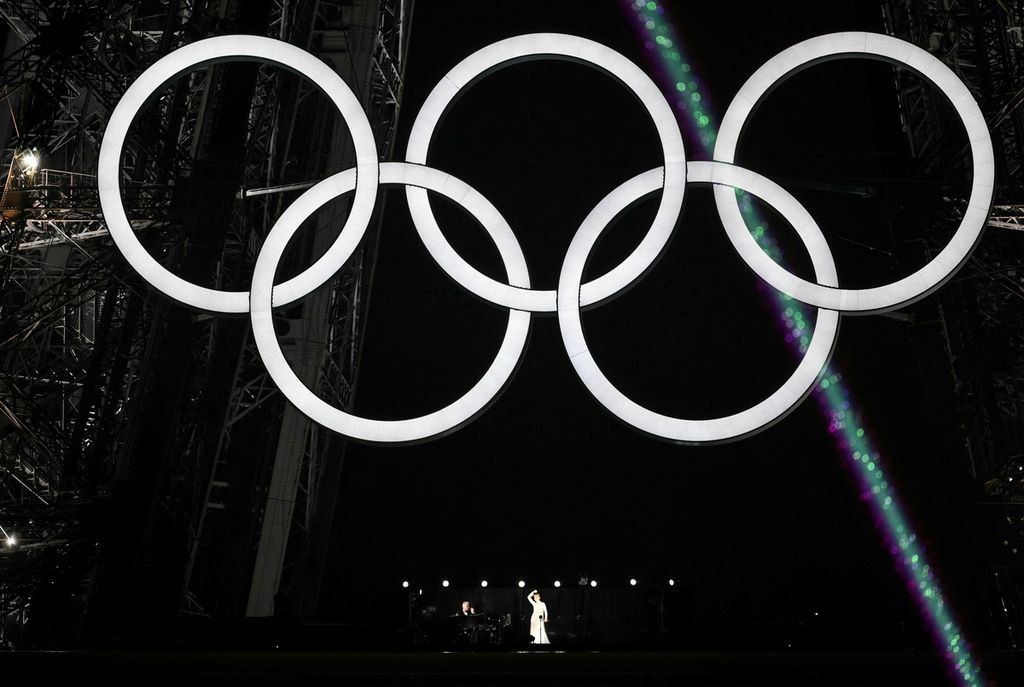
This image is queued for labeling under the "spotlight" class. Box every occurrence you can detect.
[19,149,39,175]
[401,580,409,589]
[629,578,637,586]
[590,580,597,588]
[517,580,526,588]
[480,580,488,588]
[442,580,450,588]
[4,536,14,548]
[553,580,561,588]
[668,579,675,586]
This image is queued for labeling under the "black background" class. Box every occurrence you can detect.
[316,0,982,647]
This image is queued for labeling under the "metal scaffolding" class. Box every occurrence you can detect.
[0,0,411,647]
[885,0,1024,650]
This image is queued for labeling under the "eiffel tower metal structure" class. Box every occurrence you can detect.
[0,0,410,646]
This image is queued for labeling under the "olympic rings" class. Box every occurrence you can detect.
[98,31,994,444]
[98,35,380,313]
[251,163,531,444]
[557,162,840,444]
[714,32,994,313]
[405,34,687,313]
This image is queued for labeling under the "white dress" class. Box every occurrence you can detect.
[527,590,550,644]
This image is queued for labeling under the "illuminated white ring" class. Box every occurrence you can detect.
[251,162,531,444]
[98,35,380,314]
[714,32,995,313]
[558,161,841,444]
[405,33,687,313]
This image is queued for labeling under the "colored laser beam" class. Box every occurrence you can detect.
[624,2,984,685]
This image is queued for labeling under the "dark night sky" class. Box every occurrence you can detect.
[319,0,982,639]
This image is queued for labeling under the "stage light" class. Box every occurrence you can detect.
[629,578,637,586]
[553,580,561,588]
[20,149,39,175]
[517,580,525,588]
[668,579,675,586]
[442,579,449,588]
[401,580,409,588]
[590,580,597,588]
[480,580,488,588]
[4,536,14,548]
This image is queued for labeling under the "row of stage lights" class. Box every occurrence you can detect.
[402,578,677,589]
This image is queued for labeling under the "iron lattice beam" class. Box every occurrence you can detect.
[0,0,261,647]
[885,0,1024,650]
[0,0,407,647]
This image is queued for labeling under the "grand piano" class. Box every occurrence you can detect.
[449,612,510,646]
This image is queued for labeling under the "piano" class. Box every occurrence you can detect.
[449,612,510,646]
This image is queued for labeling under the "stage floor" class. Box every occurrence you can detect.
[2,650,1023,686]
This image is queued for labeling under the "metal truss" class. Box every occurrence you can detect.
[0,0,207,509]
[0,0,410,646]
[369,0,408,157]
[243,0,414,620]
[176,0,414,620]
[0,0,240,647]
[271,0,412,619]
[885,0,1024,200]
[885,0,1024,650]
[989,203,1024,229]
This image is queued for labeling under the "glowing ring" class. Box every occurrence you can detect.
[98,31,995,445]
[714,32,995,313]
[405,33,687,313]
[557,161,841,444]
[97,35,380,313]
[250,162,531,444]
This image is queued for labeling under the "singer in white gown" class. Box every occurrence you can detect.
[526,589,550,644]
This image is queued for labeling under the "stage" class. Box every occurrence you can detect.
[3,650,1023,686]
